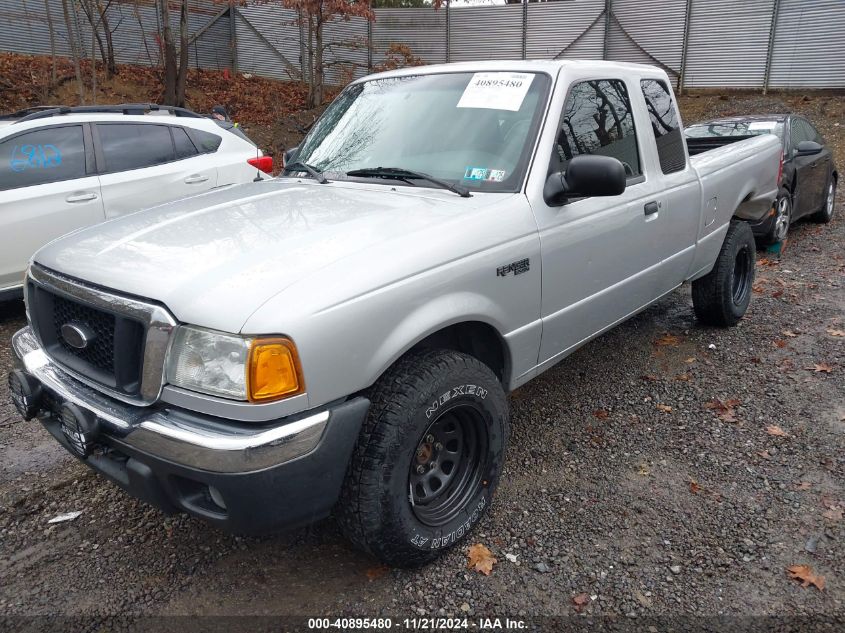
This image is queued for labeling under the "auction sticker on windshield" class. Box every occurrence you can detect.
[457,72,534,111]
[748,121,777,131]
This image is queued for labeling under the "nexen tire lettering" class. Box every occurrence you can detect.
[425,384,488,419]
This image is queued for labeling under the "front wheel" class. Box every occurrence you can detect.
[336,349,508,567]
[760,189,792,245]
[692,221,756,327]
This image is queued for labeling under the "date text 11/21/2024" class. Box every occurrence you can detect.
[307,617,527,630]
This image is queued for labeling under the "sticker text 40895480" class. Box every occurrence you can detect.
[10,144,63,172]
[457,72,535,112]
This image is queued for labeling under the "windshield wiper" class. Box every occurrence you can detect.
[284,161,329,184]
[345,167,471,198]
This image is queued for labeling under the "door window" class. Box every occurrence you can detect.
[189,129,223,154]
[640,79,686,174]
[0,125,86,190]
[553,79,641,179]
[98,124,174,173]
[172,127,199,160]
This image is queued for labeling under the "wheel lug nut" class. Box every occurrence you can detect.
[430,462,437,471]
[426,434,435,443]
[416,465,426,474]
[435,442,443,451]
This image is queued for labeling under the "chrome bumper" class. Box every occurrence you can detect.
[12,326,329,473]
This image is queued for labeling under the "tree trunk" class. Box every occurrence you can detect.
[98,1,117,78]
[44,0,57,84]
[158,0,178,105]
[61,0,85,103]
[175,0,189,107]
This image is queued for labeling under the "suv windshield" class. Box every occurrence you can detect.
[292,71,551,193]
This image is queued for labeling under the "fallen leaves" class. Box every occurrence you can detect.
[822,507,843,522]
[782,330,799,338]
[805,363,834,373]
[826,328,845,337]
[765,425,789,437]
[365,565,390,581]
[572,592,592,612]
[704,398,741,423]
[593,409,609,420]
[467,543,497,576]
[787,565,825,591]
[654,334,681,347]
[774,339,789,349]
[655,404,673,413]
[689,478,721,501]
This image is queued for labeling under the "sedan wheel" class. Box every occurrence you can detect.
[773,195,791,242]
[811,177,837,224]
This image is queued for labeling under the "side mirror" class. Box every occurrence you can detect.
[283,146,299,167]
[795,140,823,157]
[543,154,627,206]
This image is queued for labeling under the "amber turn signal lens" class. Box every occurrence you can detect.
[248,338,303,402]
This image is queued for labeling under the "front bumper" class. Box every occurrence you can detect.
[10,326,369,534]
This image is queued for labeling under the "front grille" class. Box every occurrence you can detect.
[28,281,145,396]
[53,294,116,374]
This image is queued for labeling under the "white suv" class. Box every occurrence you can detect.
[0,104,271,299]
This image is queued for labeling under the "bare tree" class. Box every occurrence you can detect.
[61,0,85,102]
[157,0,190,106]
[44,0,57,84]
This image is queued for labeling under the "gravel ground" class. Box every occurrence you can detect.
[0,93,843,629]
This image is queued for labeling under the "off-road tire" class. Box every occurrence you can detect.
[692,220,756,327]
[336,349,508,568]
[809,173,836,223]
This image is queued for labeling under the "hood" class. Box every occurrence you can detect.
[34,179,513,332]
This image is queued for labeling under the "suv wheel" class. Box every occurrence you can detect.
[337,349,508,567]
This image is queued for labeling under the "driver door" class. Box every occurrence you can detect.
[530,78,663,365]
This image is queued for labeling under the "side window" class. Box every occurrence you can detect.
[172,127,198,160]
[801,119,823,144]
[98,124,174,173]
[189,129,223,154]
[0,125,86,191]
[554,79,641,178]
[640,79,686,174]
[790,118,811,149]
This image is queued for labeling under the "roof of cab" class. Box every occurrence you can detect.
[358,59,667,83]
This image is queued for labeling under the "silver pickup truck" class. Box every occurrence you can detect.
[9,61,781,567]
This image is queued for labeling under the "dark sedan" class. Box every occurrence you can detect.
[685,114,837,245]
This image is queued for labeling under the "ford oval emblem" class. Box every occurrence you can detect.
[61,323,95,350]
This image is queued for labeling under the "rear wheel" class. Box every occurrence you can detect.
[692,221,756,327]
[337,349,508,567]
[810,174,836,223]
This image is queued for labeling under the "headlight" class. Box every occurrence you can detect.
[165,326,304,402]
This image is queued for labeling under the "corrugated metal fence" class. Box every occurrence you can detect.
[2,0,843,91]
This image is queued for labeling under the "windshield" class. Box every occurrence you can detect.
[292,71,551,193]
[685,120,784,139]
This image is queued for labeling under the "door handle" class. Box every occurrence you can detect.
[65,192,98,203]
[644,201,660,216]
[184,174,209,184]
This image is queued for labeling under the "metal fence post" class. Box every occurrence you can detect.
[522,0,528,60]
[603,0,612,60]
[678,0,693,95]
[763,0,781,95]
[367,19,373,72]
[446,0,451,63]
[229,7,237,74]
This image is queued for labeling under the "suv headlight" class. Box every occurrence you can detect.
[165,326,304,402]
